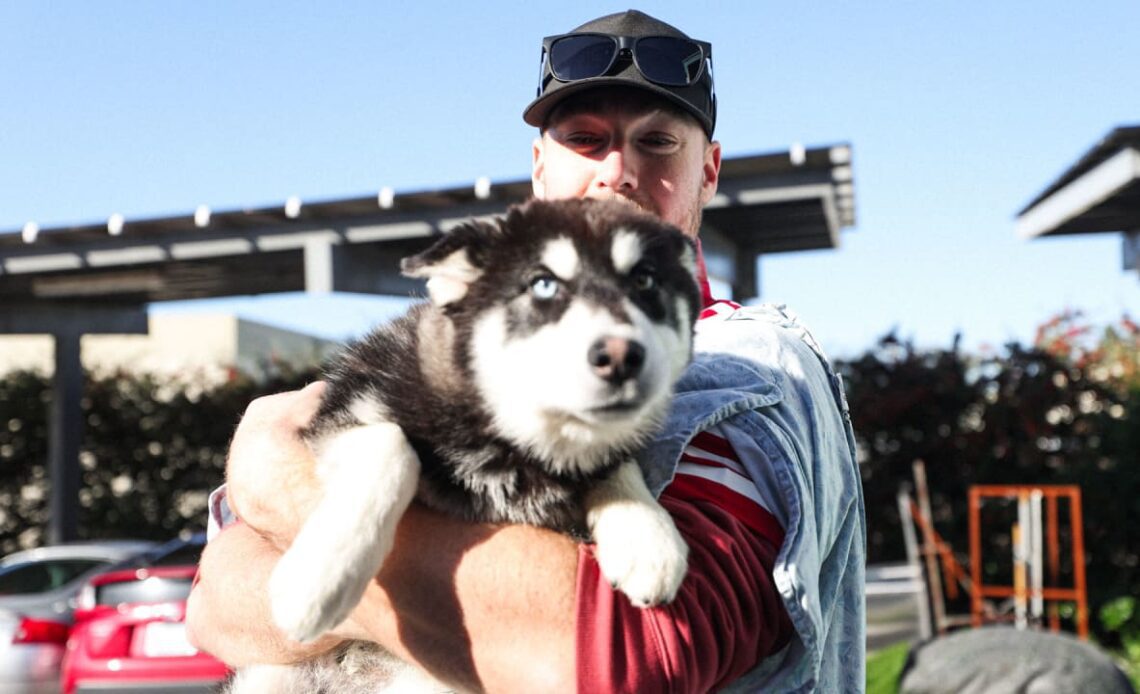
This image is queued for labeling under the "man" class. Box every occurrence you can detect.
[187,10,866,692]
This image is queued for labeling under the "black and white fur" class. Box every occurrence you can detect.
[230,198,702,693]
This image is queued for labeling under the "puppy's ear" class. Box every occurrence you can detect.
[401,219,497,307]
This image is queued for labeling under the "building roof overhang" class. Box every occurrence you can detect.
[1016,125,1140,240]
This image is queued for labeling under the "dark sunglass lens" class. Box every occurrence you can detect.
[635,37,703,85]
[549,35,617,81]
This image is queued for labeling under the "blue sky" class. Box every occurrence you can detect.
[3,2,1138,358]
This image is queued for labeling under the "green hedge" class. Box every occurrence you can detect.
[0,365,318,550]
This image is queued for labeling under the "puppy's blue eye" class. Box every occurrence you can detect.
[531,276,559,300]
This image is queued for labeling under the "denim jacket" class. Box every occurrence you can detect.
[637,304,866,693]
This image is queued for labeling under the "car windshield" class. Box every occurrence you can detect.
[146,541,203,568]
[0,558,107,595]
[96,575,195,606]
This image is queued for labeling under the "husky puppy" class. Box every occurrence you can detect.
[230,198,701,693]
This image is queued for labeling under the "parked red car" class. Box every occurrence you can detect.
[60,535,229,693]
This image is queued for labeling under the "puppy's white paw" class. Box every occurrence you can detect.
[592,502,689,607]
[266,421,420,643]
[268,534,385,643]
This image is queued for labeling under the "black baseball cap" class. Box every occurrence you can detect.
[523,10,717,138]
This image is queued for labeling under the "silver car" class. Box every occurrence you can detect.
[0,541,155,694]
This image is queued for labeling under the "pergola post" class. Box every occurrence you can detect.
[734,251,759,302]
[1124,230,1139,273]
[0,303,148,546]
[48,328,83,545]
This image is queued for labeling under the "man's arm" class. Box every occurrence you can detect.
[188,523,344,665]
[186,383,791,691]
[354,503,579,691]
[185,385,578,692]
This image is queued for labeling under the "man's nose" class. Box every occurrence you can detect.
[594,147,636,191]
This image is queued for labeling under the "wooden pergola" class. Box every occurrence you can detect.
[1,145,857,543]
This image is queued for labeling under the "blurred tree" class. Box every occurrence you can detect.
[838,314,1139,633]
[0,315,1136,637]
[0,370,53,549]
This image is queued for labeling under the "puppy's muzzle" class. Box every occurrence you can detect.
[588,337,646,385]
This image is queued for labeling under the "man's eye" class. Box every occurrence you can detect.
[640,134,678,150]
[530,276,560,300]
[565,132,603,148]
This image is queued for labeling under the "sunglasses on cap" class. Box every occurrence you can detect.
[537,33,713,94]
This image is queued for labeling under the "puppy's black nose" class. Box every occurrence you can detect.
[588,337,646,383]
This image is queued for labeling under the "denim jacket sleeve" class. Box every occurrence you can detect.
[637,303,867,693]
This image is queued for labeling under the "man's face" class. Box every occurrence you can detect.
[531,100,721,238]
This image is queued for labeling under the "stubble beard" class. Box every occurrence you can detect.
[601,189,704,238]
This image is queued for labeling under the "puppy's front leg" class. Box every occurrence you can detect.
[585,460,689,607]
[269,421,420,643]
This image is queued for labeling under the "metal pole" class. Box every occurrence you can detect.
[1014,493,1029,630]
[1030,490,1044,624]
[1047,493,1060,631]
[47,329,83,545]
[1070,488,1089,639]
[969,487,983,627]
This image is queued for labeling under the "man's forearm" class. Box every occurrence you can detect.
[188,503,579,692]
[347,502,578,691]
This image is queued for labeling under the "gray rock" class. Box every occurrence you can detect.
[899,626,1134,694]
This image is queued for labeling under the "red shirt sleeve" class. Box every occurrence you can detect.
[575,491,793,693]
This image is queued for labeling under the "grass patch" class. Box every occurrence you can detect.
[866,640,911,694]
[1106,647,1140,691]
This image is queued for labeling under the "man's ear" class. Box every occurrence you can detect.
[531,136,547,199]
[699,140,722,206]
[401,221,493,307]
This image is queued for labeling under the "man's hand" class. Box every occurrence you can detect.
[189,382,344,665]
[187,522,345,666]
[224,381,326,549]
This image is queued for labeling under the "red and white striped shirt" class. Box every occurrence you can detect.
[686,297,785,544]
[575,291,793,692]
